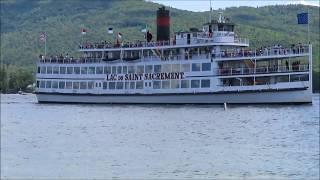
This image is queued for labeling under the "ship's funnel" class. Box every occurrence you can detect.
[157,6,170,41]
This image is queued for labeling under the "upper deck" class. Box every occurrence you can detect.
[78,36,249,52]
[39,44,310,64]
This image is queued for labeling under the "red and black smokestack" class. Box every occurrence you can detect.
[157,6,170,41]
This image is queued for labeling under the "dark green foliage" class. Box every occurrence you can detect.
[0,0,319,92]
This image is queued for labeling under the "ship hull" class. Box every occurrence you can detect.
[36,89,312,104]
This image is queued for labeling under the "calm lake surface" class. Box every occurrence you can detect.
[1,94,319,179]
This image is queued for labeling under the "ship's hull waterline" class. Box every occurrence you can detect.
[36,89,312,104]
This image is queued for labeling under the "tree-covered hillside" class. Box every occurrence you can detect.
[0,0,319,92]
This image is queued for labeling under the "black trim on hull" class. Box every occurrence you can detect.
[35,87,308,96]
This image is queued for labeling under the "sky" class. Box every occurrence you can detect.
[149,0,319,11]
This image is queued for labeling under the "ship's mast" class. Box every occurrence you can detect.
[209,0,213,22]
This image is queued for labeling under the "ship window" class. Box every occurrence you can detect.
[181,80,189,88]
[74,67,80,74]
[153,81,161,89]
[36,81,39,88]
[116,82,124,89]
[45,81,51,88]
[109,82,116,89]
[88,67,95,74]
[154,65,161,73]
[191,80,200,88]
[181,64,190,72]
[172,64,180,72]
[66,82,72,89]
[80,82,87,89]
[40,81,45,88]
[145,65,153,73]
[137,66,144,74]
[201,79,210,88]
[96,67,103,74]
[117,66,122,74]
[59,81,65,89]
[162,64,171,72]
[130,81,136,89]
[81,67,87,74]
[171,80,180,89]
[202,63,211,71]
[136,81,143,89]
[52,81,58,89]
[60,67,66,74]
[125,82,129,89]
[192,63,200,71]
[128,66,135,73]
[145,82,148,87]
[40,66,46,74]
[162,80,170,89]
[103,82,108,89]
[112,66,117,74]
[47,66,52,74]
[123,66,128,74]
[104,66,111,74]
[67,67,73,74]
[88,81,94,89]
[53,66,59,74]
[72,82,79,89]
[37,67,40,73]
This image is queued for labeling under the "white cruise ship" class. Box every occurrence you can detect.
[35,7,313,104]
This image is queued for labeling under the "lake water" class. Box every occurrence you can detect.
[1,94,319,179]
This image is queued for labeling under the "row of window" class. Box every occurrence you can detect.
[37,79,211,90]
[38,63,212,74]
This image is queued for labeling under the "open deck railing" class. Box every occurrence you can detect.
[78,37,249,50]
[38,45,310,64]
[217,64,309,76]
[214,45,309,59]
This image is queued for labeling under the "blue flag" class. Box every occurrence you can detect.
[297,13,308,24]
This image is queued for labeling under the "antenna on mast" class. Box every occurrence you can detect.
[209,0,213,22]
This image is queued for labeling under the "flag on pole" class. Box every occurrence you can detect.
[81,28,87,35]
[297,13,308,24]
[108,27,113,34]
[141,28,147,33]
[40,32,46,42]
[118,32,122,39]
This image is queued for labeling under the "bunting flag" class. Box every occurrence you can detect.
[39,32,46,42]
[81,28,87,35]
[118,32,122,39]
[297,13,308,24]
[108,27,113,34]
[141,28,147,33]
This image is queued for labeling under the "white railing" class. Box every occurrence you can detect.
[38,45,310,64]
[214,45,309,59]
[217,65,309,76]
[79,37,249,50]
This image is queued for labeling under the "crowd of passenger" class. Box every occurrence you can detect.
[38,54,103,64]
[79,40,172,49]
[216,43,308,58]
[40,43,309,64]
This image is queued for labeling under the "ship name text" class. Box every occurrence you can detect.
[105,72,185,81]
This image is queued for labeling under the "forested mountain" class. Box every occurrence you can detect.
[0,0,319,92]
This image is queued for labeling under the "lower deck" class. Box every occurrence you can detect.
[36,88,312,104]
